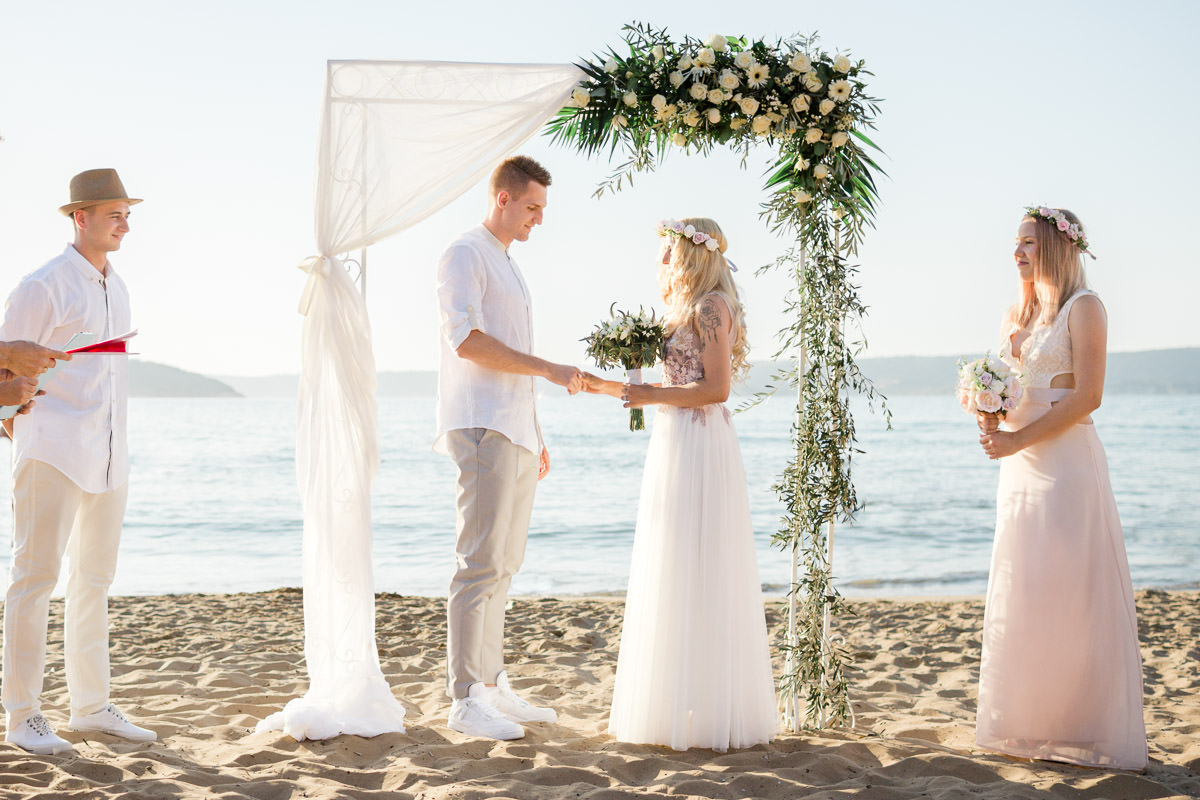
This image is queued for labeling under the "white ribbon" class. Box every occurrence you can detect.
[626,368,643,384]
[297,255,335,316]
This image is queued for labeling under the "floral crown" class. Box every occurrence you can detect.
[656,219,737,270]
[1025,206,1095,259]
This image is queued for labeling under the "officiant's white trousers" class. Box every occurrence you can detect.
[3,460,127,730]
[445,428,537,699]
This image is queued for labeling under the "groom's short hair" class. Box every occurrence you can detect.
[490,155,552,200]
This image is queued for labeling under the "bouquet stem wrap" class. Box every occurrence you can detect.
[626,368,644,431]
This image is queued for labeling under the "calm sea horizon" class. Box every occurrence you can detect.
[1,393,1196,599]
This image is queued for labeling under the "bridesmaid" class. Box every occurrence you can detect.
[976,206,1147,770]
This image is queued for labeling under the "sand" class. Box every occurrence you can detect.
[0,589,1196,799]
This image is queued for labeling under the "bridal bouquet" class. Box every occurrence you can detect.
[583,305,665,431]
[956,354,1024,418]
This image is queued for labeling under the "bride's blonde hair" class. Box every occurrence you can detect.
[658,217,750,381]
[1018,208,1089,328]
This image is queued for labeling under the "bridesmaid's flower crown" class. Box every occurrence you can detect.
[1025,206,1095,259]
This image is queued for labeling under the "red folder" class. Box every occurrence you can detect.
[67,330,138,354]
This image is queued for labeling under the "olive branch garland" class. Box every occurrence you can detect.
[548,22,889,729]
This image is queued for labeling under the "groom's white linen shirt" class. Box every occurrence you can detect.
[436,225,541,456]
[0,244,131,493]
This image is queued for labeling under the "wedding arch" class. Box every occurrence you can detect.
[258,23,885,741]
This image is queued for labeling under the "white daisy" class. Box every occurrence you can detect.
[746,63,770,89]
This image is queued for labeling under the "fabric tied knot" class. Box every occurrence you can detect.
[298,255,336,316]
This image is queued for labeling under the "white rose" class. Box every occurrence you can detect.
[833,54,852,73]
[813,164,830,181]
[570,87,590,108]
[623,91,638,108]
[703,89,720,104]
[803,73,823,92]
[738,96,759,115]
[795,155,810,171]
[1004,376,1024,401]
[791,94,811,113]
[706,34,728,52]
[683,224,696,237]
[751,115,772,134]
[678,54,693,71]
[804,127,823,144]
[705,238,720,251]
[695,47,716,67]
[652,93,667,110]
[819,98,836,115]
[734,51,754,70]
[613,114,628,129]
[652,44,666,61]
[729,117,747,130]
[831,131,849,148]
[788,52,812,73]
[669,71,685,88]
[718,69,740,90]
[672,131,687,146]
[603,59,619,74]
[689,82,708,101]
[791,189,812,204]
[683,108,701,127]
[706,107,721,124]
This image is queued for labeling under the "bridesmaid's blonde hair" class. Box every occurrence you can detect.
[658,217,750,381]
[1018,208,1089,328]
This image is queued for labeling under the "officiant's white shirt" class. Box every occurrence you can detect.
[435,225,541,456]
[0,245,131,493]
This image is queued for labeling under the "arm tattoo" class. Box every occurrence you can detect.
[697,296,722,348]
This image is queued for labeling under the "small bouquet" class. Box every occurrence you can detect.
[956,353,1024,422]
[583,305,665,431]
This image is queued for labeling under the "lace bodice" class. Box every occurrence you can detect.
[662,325,705,387]
[1000,289,1099,389]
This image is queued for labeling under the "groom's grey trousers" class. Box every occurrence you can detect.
[445,427,538,699]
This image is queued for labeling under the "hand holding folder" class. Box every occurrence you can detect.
[0,330,138,420]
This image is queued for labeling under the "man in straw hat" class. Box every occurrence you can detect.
[0,168,154,755]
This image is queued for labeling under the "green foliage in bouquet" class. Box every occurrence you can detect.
[549,22,889,729]
[582,305,666,431]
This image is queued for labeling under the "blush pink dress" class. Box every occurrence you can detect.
[608,318,777,751]
[977,289,1147,770]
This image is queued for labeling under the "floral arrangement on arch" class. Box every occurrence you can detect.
[547,22,885,245]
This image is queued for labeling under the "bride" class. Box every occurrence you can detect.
[583,217,777,751]
[976,206,1147,770]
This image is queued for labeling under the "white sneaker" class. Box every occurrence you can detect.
[490,671,558,724]
[448,685,524,740]
[68,704,156,742]
[5,713,74,755]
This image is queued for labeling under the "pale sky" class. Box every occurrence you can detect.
[1,1,1196,377]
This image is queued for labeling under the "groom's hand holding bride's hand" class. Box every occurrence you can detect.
[548,363,584,395]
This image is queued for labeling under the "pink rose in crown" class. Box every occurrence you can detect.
[1057,219,1070,231]
[692,233,706,244]
[976,389,1003,414]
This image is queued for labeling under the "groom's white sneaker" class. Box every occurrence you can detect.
[69,704,156,742]
[5,713,74,755]
[448,684,524,740]
[489,671,558,724]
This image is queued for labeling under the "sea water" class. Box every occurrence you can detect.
[0,393,1196,597]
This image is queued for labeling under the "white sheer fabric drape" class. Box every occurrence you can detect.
[257,60,583,741]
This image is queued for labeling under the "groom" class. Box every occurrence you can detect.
[435,155,582,740]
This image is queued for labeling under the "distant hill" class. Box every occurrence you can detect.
[214,348,1200,398]
[130,361,241,398]
[217,371,437,398]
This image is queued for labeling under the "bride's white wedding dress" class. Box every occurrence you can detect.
[608,318,777,751]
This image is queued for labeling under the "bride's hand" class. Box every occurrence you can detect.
[621,382,655,409]
[581,372,617,396]
[980,430,1020,460]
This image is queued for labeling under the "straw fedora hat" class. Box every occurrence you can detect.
[58,168,142,216]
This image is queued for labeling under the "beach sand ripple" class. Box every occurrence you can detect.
[0,589,1196,799]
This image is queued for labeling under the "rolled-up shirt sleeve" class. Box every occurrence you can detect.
[437,244,486,352]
